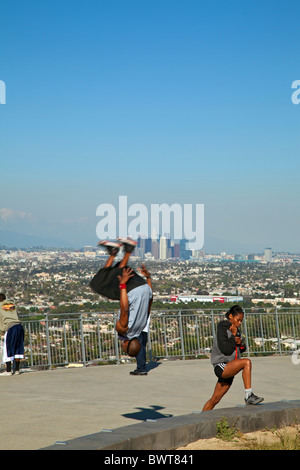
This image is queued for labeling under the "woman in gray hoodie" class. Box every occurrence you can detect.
[202,305,263,410]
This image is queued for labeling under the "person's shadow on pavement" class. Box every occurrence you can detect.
[122,405,173,422]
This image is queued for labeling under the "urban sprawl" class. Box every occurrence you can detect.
[1,238,300,314]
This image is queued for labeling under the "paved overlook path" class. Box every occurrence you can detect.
[0,356,299,450]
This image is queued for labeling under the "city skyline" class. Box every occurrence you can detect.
[1,1,299,252]
[1,233,298,260]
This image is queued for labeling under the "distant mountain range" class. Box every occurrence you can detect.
[0,230,75,249]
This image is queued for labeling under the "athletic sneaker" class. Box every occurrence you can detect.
[130,370,148,376]
[97,241,121,256]
[117,237,137,253]
[245,393,264,405]
[0,371,13,376]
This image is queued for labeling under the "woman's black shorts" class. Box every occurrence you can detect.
[214,363,234,385]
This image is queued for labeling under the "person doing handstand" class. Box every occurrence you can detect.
[89,238,153,357]
[202,305,264,410]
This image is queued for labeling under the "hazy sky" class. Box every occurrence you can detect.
[1,0,299,252]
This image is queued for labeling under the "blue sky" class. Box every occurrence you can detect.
[0,0,299,252]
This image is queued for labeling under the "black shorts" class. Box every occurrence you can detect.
[89,263,146,300]
[214,363,234,385]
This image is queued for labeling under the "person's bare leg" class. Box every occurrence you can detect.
[119,251,131,268]
[202,381,231,411]
[222,358,252,389]
[117,238,137,268]
[222,358,263,404]
[104,255,117,268]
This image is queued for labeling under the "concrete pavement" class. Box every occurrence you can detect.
[0,356,299,450]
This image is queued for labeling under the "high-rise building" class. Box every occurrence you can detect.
[180,239,191,260]
[145,238,152,254]
[264,247,272,262]
[151,227,158,241]
[159,236,167,260]
[137,236,146,251]
[151,240,159,259]
[173,243,180,258]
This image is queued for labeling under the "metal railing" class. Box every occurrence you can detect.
[8,307,300,369]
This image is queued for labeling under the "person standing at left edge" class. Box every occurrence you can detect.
[0,293,24,376]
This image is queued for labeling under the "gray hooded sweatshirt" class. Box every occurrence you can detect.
[211,319,246,367]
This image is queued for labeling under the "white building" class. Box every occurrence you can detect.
[159,236,167,260]
[264,247,272,262]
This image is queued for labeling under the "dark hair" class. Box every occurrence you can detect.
[126,338,141,357]
[0,293,6,302]
[225,305,244,319]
